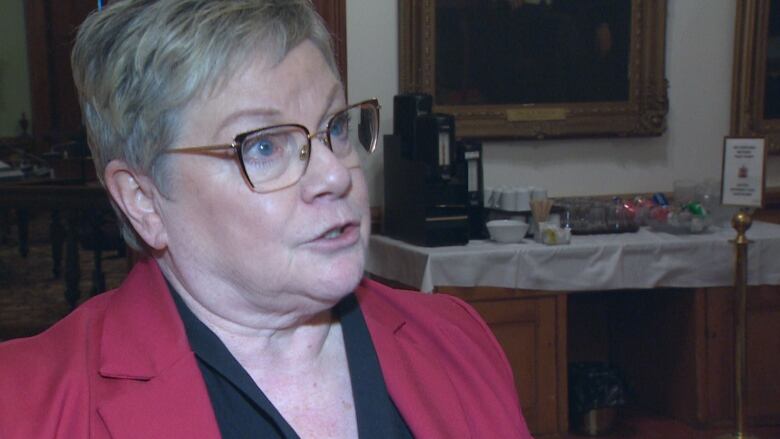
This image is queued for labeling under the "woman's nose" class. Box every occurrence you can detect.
[299,136,352,202]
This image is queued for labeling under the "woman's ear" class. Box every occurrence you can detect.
[103,160,168,251]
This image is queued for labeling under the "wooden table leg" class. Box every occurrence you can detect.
[50,209,64,278]
[16,208,29,257]
[0,208,9,245]
[64,210,81,309]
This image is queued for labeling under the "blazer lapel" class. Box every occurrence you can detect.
[356,281,470,439]
[97,355,220,439]
[96,259,221,439]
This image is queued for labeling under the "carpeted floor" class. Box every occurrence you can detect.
[0,210,128,341]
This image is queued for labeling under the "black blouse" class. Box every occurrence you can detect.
[169,287,413,439]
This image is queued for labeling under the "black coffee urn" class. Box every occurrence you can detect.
[383,93,471,246]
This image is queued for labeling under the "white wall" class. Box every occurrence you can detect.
[347,0,780,206]
[345,0,398,204]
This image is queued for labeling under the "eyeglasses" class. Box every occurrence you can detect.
[167,98,380,193]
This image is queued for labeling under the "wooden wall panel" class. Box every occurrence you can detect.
[704,286,735,426]
[23,0,348,154]
[311,0,348,93]
[745,285,780,423]
[25,0,94,152]
[703,285,780,427]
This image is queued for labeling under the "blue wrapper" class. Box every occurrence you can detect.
[652,192,668,206]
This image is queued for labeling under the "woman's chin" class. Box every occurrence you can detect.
[307,261,365,303]
[328,266,365,295]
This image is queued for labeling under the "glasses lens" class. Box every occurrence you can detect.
[240,125,308,191]
[327,101,378,167]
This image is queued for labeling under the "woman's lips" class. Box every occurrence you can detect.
[308,222,362,250]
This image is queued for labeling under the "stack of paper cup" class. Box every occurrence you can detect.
[483,186,540,212]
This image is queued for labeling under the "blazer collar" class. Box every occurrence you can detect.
[97,258,221,438]
[356,279,470,438]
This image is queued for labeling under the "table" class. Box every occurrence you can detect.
[366,223,780,436]
[0,179,114,308]
[367,221,780,292]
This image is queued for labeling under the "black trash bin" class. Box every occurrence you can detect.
[569,362,628,436]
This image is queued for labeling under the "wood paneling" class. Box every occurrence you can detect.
[705,286,737,426]
[570,287,780,429]
[23,0,348,154]
[398,280,780,437]
[25,0,94,152]
[755,188,780,224]
[698,286,780,426]
[311,0,348,94]
[607,290,703,424]
[746,285,780,423]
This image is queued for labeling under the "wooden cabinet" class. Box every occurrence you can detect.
[699,286,780,427]
[567,287,780,430]
[437,286,568,437]
[437,285,780,437]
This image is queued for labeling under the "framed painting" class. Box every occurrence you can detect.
[731,0,780,154]
[399,0,669,139]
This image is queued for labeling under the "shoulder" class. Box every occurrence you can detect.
[356,278,532,437]
[356,278,514,388]
[0,292,114,436]
[0,291,113,360]
[356,278,497,346]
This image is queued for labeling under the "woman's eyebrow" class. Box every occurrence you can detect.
[318,83,346,125]
[216,107,282,136]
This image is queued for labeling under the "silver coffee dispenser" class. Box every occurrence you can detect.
[457,139,487,240]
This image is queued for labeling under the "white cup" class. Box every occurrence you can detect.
[515,188,531,211]
[499,188,518,211]
[483,187,495,208]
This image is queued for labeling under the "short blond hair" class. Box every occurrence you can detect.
[72,0,338,251]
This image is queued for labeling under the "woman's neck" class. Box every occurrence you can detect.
[160,261,358,439]
[160,261,341,369]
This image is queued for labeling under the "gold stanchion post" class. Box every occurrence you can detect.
[717,209,757,439]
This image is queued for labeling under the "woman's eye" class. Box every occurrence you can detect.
[330,113,350,139]
[242,133,288,167]
[246,139,276,157]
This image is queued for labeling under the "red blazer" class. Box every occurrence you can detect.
[0,258,531,438]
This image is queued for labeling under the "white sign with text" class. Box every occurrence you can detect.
[721,137,766,207]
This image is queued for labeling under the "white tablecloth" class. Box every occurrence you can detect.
[366,222,780,292]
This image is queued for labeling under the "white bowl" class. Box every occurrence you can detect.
[486,219,529,243]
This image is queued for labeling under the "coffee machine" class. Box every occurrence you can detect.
[393,93,432,160]
[383,94,473,247]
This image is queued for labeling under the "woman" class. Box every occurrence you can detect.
[0,1,532,438]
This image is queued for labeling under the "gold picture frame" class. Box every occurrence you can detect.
[398,0,669,139]
[731,0,780,154]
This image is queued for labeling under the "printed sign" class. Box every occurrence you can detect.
[721,137,766,207]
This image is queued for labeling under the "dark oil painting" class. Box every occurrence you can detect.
[765,0,780,119]
[435,0,631,106]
